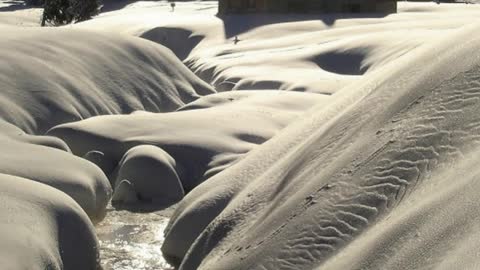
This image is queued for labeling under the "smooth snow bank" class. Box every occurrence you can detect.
[0,173,100,270]
[49,90,326,194]
[0,26,214,134]
[0,120,111,222]
[0,7,214,220]
[161,23,480,270]
[76,2,480,94]
[113,145,184,206]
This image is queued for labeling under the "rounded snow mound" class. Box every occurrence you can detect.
[0,120,111,222]
[113,145,185,207]
[0,26,214,134]
[0,173,100,270]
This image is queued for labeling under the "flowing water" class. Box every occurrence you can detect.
[97,204,175,270]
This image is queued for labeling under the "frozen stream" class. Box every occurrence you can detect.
[96,204,175,270]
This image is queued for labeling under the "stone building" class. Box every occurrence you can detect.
[218,0,397,14]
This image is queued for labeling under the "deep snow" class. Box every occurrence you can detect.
[2,1,480,270]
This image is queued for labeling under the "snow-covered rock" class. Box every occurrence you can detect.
[114,145,184,206]
[112,179,138,204]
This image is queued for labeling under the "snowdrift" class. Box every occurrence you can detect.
[0,173,101,270]
[76,2,480,94]
[160,23,480,270]
[113,145,184,205]
[0,19,216,269]
[3,2,480,270]
[0,26,214,134]
[0,24,215,221]
[0,120,111,222]
[48,90,326,205]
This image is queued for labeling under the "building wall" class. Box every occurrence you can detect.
[218,0,397,14]
[376,1,397,13]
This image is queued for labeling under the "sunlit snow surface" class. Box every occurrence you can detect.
[97,205,175,270]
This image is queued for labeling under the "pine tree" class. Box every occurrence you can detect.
[41,0,100,26]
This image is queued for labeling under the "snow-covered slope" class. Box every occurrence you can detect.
[76,1,480,94]
[0,26,214,134]
[0,22,216,220]
[0,7,215,269]
[161,23,480,270]
[3,1,480,270]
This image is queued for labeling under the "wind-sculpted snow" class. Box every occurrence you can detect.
[75,2,480,94]
[4,2,480,270]
[0,21,218,269]
[161,24,480,270]
[0,173,101,270]
[0,26,214,134]
[0,120,111,222]
[320,150,480,270]
[48,90,326,200]
[0,23,214,228]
